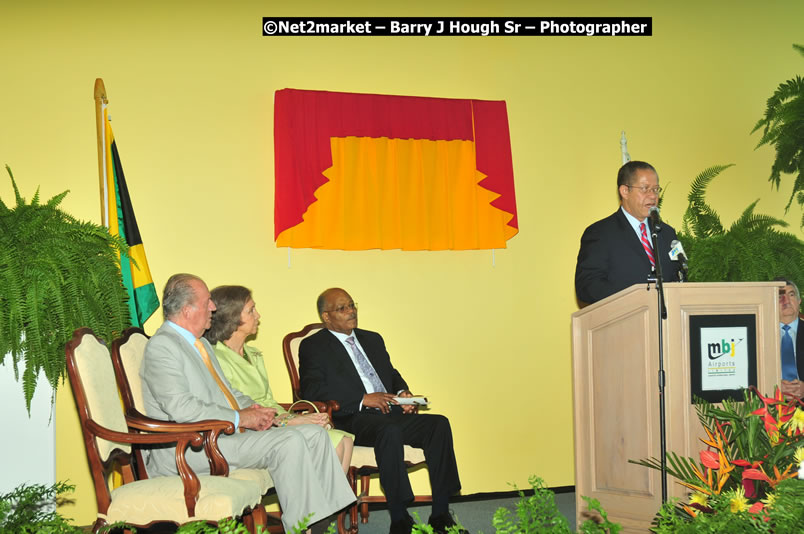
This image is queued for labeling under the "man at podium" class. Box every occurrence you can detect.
[575,161,680,305]
[777,278,804,398]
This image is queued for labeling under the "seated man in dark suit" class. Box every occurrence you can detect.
[299,288,464,534]
[575,160,680,305]
[776,278,804,398]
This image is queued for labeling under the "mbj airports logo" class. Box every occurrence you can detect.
[707,338,745,360]
[700,327,748,385]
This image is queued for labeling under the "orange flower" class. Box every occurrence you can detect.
[682,504,699,518]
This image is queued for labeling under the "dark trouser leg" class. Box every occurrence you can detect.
[397,414,461,516]
[351,413,414,521]
[349,413,461,519]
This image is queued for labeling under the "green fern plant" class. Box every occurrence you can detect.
[0,481,84,534]
[677,164,804,283]
[0,165,130,412]
[751,43,804,226]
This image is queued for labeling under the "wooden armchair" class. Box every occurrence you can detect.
[282,324,431,527]
[65,328,267,533]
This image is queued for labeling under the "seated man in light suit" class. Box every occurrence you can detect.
[776,277,804,398]
[299,288,464,534]
[140,273,355,532]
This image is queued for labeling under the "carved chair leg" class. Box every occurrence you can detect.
[359,474,371,523]
[346,467,359,533]
[336,508,350,534]
[244,505,268,534]
[251,505,268,534]
[244,511,255,533]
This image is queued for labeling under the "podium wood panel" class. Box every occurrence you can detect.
[571,282,782,532]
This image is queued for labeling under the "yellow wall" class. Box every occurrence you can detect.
[2,0,803,526]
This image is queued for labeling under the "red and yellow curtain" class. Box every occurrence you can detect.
[274,89,518,250]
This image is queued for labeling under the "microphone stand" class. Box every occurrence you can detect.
[648,217,669,503]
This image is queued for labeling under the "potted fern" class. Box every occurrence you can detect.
[0,165,130,412]
[677,164,804,283]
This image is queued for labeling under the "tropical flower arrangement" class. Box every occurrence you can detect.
[631,387,804,531]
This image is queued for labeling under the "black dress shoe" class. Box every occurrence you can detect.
[389,514,415,534]
[428,512,469,534]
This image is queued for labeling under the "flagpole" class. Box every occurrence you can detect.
[94,78,108,225]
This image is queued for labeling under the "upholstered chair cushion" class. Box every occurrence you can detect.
[351,444,425,468]
[228,467,274,494]
[102,475,262,524]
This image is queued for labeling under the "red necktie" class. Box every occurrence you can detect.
[640,222,655,267]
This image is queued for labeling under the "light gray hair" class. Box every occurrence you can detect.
[774,277,800,300]
[162,273,202,320]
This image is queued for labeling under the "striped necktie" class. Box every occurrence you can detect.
[640,222,655,267]
[345,336,387,393]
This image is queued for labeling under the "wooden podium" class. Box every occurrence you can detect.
[571,282,782,532]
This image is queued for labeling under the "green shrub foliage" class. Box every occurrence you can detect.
[0,482,83,534]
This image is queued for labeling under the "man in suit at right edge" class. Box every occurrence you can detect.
[776,278,804,398]
[575,160,681,306]
[299,288,464,534]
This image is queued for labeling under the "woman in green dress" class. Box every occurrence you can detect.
[204,285,354,473]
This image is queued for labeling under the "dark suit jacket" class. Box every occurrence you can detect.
[795,318,804,380]
[299,328,408,421]
[575,208,680,305]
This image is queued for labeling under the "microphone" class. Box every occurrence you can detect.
[669,239,689,281]
[648,206,662,232]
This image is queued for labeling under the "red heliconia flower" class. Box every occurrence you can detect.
[732,459,763,468]
[700,449,719,469]
[742,478,756,498]
[743,468,771,482]
[758,411,780,437]
[751,385,783,408]
[748,501,764,514]
[715,420,730,442]
[778,404,795,423]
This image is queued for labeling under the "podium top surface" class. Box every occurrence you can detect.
[572,281,785,318]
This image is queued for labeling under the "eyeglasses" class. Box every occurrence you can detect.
[326,302,357,314]
[626,185,662,195]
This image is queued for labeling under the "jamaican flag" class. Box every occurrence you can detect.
[101,108,159,327]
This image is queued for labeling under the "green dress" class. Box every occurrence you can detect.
[213,341,353,447]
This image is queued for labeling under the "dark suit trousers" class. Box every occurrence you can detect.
[344,410,461,508]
